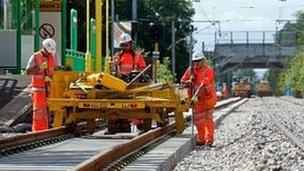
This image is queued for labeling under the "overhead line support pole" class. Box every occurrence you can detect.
[172,15,176,82]
[110,0,114,57]
[106,0,109,61]
[34,0,40,51]
[132,0,137,45]
[96,0,102,71]
[85,0,92,71]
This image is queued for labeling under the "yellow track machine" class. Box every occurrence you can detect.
[257,80,273,97]
[231,76,252,98]
[47,71,189,134]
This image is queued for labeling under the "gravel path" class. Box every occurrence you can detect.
[174,97,304,170]
[277,97,304,128]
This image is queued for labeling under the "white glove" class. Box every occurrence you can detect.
[39,61,48,70]
[191,95,199,104]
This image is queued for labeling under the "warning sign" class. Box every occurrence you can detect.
[39,23,55,39]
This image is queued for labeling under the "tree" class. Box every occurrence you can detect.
[157,57,173,83]
[276,11,304,45]
[263,68,280,93]
[274,11,304,96]
[276,50,304,95]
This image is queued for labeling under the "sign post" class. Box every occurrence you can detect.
[39,23,55,39]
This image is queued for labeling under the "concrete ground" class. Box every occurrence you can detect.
[0,74,31,126]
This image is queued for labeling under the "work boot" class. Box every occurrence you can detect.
[196,141,205,146]
[205,141,213,147]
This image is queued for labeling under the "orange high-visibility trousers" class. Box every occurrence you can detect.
[31,91,49,132]
[194,108,215,143]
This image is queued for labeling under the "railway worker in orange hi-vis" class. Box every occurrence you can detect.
[26,38,57,132]
[181,52,217,147]
[108,33,147,133]
[111,33,146,80]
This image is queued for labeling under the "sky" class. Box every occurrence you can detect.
[192,0,304,78]
[192,0,304,51]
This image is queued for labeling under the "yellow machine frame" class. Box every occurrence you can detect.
[48,71,188,133]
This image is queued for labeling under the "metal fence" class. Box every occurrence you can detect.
[215,31,298,45]
[65,49,102,72]
[65,49,86,71]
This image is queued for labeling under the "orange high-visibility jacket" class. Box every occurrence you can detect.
[114,50,146,75]
[181,65,217,110]
[31,51,56,88]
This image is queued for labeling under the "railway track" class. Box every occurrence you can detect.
[0,97,242,170]
[261,97,304,153]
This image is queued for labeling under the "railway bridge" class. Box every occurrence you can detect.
[212,31,302,71]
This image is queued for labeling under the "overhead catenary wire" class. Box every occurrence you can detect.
[199,5,219,31]
[214,63,242,76]
[166,23,216,51]
[284,24,304,35]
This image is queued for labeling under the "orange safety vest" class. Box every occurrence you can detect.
[181,65,217,110]
[115,51,146,75]
[31,51,56,89]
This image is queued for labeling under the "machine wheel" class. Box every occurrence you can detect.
[67,122,78,136]
[156,113,169,128]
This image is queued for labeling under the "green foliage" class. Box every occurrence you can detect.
[263,68,280,92]
[272,10,304,95]
[276,50,304,93]
[295,12,304,45]
[157,57,173,83]
[277,11,304,45]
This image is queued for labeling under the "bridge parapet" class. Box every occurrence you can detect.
[213,31,302,70]
[215,31,297,46]
[215,44,300,59]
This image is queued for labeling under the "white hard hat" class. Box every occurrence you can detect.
[119,33,132,45]
[192,52,206,61]
[42,38,56,55]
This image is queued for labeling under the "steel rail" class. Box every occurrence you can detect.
[75,97,242,170]
[0,121,102,153]
[261,98,304,152]
[75,121,176,170]
[0,97,242,170]
[0,126,67,151]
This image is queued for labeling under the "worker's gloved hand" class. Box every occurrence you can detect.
[182,80,192,88]
[191,95,199,105]
[44,76,52,82]
[39,61,48,70]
